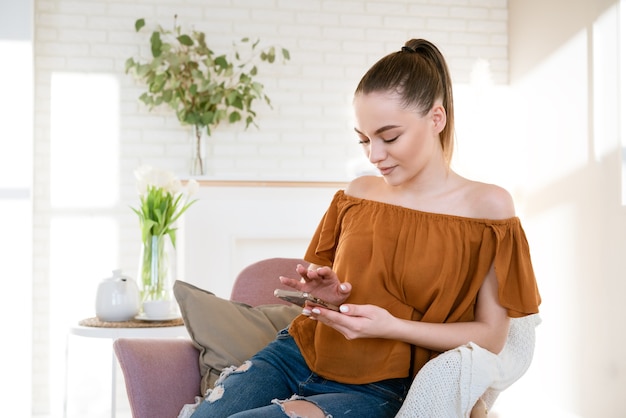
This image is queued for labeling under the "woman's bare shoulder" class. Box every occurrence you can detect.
[345,175,384,198]
[465,180,516,219]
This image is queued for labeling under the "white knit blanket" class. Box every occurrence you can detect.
[395,314,541,418]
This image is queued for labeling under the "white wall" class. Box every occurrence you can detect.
[0,1,33,415]
[32,0,512,416]
[507,0,626,417]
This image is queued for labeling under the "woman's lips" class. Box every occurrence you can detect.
[378,166,395,176]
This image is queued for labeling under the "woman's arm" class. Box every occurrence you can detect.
[391,263,510,353]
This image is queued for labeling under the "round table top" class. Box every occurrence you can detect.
[70,316,188,339]
[78,316,184,328]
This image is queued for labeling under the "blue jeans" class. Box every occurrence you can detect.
[191,328,410,418]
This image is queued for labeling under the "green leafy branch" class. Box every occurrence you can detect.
[125,16,290,136]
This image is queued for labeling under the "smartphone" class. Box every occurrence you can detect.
[273,289,340,312]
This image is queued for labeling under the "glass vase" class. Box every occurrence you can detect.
[138,234,175,313]
[190,125,208,176]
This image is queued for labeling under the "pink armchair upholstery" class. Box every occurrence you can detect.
[113,257,306,418]
[113,338,201,418]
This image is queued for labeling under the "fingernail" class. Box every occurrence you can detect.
[340,305,349,313]
[302,308,311,316]
[312,308,321,315]
[340,284,347,291]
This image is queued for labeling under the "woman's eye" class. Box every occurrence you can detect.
[356,134,397,145]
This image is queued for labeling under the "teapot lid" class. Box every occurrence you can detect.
[107,269,131,281]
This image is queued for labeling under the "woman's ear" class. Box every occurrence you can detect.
[431,104,446,134]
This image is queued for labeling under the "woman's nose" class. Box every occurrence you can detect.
[368,141,385,164]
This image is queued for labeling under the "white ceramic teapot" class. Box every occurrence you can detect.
[95,269,140,322]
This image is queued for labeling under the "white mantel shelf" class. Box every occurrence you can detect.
[189,179,348,188]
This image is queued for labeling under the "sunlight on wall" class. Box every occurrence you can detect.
[49,72,122,417]
[517,31,590,192]
[453,60,521,201]
[592,5,619,164]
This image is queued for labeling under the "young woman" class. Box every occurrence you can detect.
[190,38,541,418]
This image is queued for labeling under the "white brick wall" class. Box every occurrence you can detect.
[32,0,508,415]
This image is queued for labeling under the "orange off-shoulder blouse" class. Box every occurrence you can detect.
[289,190,541,385]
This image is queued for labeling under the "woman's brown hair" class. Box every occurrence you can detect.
[354,39,455,165]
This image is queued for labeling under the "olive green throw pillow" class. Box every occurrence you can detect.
[173,280,301,395]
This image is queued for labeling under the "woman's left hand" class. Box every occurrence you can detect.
[304,303,396,340]
[280,264,351,307]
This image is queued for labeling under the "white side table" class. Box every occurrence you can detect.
[65,317,189,418]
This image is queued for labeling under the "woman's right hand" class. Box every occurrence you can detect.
[279,264,351,307]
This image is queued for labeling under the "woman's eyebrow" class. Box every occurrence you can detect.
[353,125,401,136]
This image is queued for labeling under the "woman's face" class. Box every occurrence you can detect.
[353,91,445,186]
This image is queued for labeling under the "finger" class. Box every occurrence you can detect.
[299,264,323,282]
[294,264,309,281]
[302,306,323,322]
[278,275,303,289]
[305,267,323,281]
[295,264,307,276]
[339,282,351,294]
[338,304,361,316]
[314,266,333,279]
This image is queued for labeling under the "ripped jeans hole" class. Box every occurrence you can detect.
[271,395,333,418]
[205,360,253,403]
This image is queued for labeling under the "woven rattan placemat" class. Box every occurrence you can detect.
[78,316,184,328]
